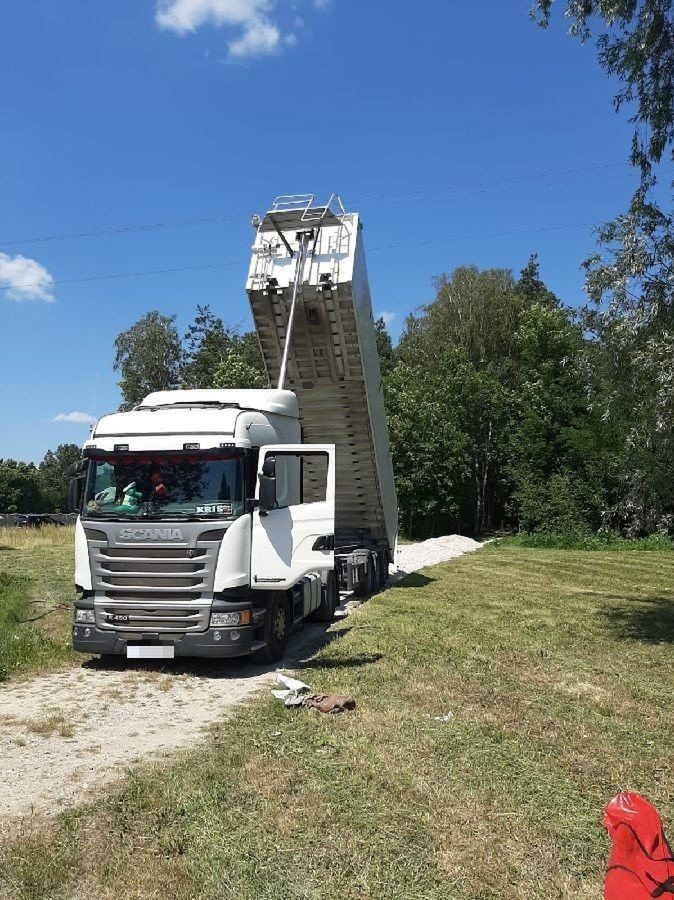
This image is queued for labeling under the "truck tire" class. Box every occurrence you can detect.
[378,551,389,589]
[311,571,338,623]
[252,594,290,664]
[355,555,376,597]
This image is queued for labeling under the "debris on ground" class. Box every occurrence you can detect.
[301,693,356,714]
[423,711,454,723]
[272,674,311,706]
[272,674,356,713]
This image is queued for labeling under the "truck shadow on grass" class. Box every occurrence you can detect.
[389,572,436,588]
[81,620,365,680]
[602,595,674,643]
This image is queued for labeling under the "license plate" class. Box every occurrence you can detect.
[126,645,175,660]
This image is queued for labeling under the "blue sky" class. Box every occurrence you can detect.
[1,0,646,462]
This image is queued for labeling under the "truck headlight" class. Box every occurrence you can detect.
[211,611,251,627]
[75,609,95,624]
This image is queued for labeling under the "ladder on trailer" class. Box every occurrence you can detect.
[255,194,347,389]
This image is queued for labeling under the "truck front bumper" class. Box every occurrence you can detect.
[72,624,254,658]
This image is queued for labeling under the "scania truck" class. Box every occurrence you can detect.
[69,195,397,663]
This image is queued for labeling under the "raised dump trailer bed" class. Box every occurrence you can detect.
[246,194,398,592]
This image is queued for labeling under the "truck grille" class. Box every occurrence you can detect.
[85,526,225,635]
[94,603,210,633]
[90,543,217,597]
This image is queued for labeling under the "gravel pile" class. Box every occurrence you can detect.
[394,534,483,576]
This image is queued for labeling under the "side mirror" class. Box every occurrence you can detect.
[67,459,88,512]
[68,477,83,513]
[259,456,276,513]
[68,459,88,477]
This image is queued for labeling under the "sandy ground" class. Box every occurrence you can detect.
[0,535,482,832]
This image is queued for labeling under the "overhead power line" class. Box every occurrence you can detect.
[41,259,245,288]
[15,219,597,292]
[0,161,638,249]
[368,220,597,252]
[0,215,243,249]
[356,161,636,203]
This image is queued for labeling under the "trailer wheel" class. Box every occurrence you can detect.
[311,570,338,623]
[355,555,377,597]
[252,594,289,664]
[377,552,389,589]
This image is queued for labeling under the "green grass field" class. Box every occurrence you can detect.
[0,526,78,681]
[3,545,674,898]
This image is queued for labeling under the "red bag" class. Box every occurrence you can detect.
[604,792,674,898]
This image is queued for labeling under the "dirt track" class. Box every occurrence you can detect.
[0,536,482,832]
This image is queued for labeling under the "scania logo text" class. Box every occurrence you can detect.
[118,528,184,541]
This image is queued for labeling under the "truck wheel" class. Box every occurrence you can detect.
[355,556,376,597]
[378,552,389,589]
[252,594,290,664]
[311,571,338,623]
[369,556,378,594]
[366,556,377,596]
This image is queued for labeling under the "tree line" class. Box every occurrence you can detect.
[382,257,671,538]
[0,445,82,514]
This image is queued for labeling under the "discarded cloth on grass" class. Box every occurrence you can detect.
[272,674,356,714]
[300,693,356,714]
[604,791,674,898]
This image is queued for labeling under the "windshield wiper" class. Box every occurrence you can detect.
[85,514,141,521]
[86,510,166,521]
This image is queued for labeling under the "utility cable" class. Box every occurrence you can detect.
[0,161,641,249]
[13,219,598,291]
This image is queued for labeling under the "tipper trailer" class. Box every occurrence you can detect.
[69,195,398,663]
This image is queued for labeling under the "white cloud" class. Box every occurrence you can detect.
[229,18,282,57]
[377,310,396,325]
[155,0,325,59]
[53,412,96,425]
[0,252,54,303]
[156,0,271,34]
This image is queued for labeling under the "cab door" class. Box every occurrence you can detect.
[250,444,335,590]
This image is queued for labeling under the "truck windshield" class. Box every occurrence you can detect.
[83,452,245,519]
